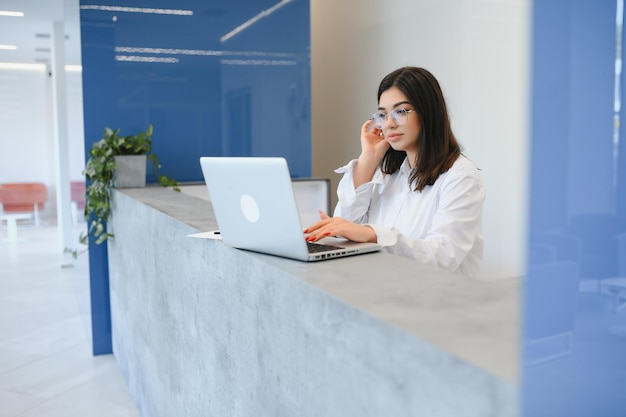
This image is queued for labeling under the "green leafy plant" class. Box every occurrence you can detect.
[67,124,179,258]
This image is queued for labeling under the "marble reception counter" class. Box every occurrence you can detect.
[106,187,519,417]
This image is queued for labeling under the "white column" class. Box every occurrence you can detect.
[51,21,74,264]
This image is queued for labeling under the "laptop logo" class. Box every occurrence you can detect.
[240,194,260,223]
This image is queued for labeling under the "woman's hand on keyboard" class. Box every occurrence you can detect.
[303,211,377,243]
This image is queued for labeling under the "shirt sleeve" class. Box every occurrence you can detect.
[367,167,485,275]
[332,159,385,223]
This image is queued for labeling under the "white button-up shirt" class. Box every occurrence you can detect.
[334,155,485,278]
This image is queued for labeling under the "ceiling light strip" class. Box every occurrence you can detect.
[115,55,179,63]
[0,63,46,71]
[80,5,192,16]
[221,0,292,43]
[0,63,82,72]
[220,59,297,66]
[0,11,24,17]
[115,46,294,58]
[115,46,221,56]
[0,45,17,50]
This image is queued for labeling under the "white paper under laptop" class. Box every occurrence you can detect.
[199,157,381,262]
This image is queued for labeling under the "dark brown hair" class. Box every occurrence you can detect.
[378,67,461,191]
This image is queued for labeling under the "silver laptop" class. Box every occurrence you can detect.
[199,157,381,261]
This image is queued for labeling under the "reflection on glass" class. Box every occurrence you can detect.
[80,5,194,15]
[525,0,626,415]
[80,0,311,182]
[614,0,623,211]
[220,0,294,42]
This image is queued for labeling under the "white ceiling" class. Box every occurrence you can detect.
[0,0,82,66]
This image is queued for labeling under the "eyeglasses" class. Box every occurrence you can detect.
[371,108,415,129]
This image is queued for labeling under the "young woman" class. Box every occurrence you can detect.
[304,67,485,278]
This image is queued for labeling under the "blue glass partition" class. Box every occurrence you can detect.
[80,0,310,182]
[80,0,310,354]
[525,0,626,415]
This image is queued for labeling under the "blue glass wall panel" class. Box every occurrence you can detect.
[219,0,311,177]
[80,0,310,354]
[81,17,116,356]
[525,0,626,415]
[80,0,310,182]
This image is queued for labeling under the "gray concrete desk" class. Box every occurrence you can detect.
[107,187,519,417]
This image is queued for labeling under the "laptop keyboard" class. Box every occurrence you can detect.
[307,241,344,253]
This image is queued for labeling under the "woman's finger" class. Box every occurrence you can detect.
[318,210,330,220]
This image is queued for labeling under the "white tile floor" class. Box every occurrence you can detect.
[0,221,140,417]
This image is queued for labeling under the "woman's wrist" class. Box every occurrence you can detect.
[357,152,380,169]
[354,155,378,184]
[363,224,378,243]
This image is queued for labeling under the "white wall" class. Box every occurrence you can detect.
[311,0,531,279]
[0,0,84,222]
[0,69,54,184]
[0,68,55,218]
[0,67,85,220]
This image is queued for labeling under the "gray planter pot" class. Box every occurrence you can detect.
[113,155,147,188]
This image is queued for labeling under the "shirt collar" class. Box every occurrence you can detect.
[400,157,413,176]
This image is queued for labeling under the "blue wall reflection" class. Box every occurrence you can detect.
[526,0,626,415]
[80,0,310,182]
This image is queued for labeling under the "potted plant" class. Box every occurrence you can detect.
[68,124,178,258]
